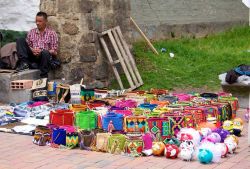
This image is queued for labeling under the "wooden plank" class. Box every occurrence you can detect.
[107,31,136,89]
[130,17,159,55]
[111,60,120,65]
[111,28,140,87]
[115,26,143,86]
[99,37,124,89]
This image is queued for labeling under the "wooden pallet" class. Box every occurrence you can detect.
[100,26,143,91]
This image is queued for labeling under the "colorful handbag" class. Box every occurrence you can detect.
[33,125,51,146]
[150,100,169,108]
[52,128,66,145]
[150,88,168,95]
[113,110,133,117]
[124,116,147,133]
[173,93,191,101]
[66,132,79,149]
[87,100,107,109]
[56,84,71,103]
[168,115,186,137]
[107,134,126,154]
[75,111,97,130]
[115,99,137,108]
[158,95,178,104]
[59,125,76,133]
[70,84,81,104]
[96,133,111,152]
[125,137,144,157]
[69,104,87,113]
[131,108,151,116]
[125,95,146,105]
[32,78,48,101]
[142,133,153,150]
[139,103,158,111]
[94,89,108,99]
[218,96,239,118]
[102,112,124,131]
[80,86,95,103]
[49,109,74,126]
[79,130,95,150]
[147,116,172,143]
[199,105,220,127]
[211,102,232,121]
[143,94,156,103]
[47,81,57,96]
[184,107,207,128]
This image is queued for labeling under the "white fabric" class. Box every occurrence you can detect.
[12,125,36,134]
[21,117,49,126]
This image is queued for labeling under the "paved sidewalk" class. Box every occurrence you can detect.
[0,109,249,169]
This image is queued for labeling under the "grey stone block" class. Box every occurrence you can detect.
[222,84,250,109]
[0,69,52,104]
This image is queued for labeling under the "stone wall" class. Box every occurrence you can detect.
[131,0,249,40]
[40,0,131,86]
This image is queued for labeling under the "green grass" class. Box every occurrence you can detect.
[0,30,26,46]
[111,26,250,91]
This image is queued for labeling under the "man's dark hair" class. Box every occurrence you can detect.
[36,11,48,20]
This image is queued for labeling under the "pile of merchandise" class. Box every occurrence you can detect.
[0,79,245,164]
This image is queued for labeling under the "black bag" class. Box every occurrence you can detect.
[50,57,61,70]
[225,69,240,84]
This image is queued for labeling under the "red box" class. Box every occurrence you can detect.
[50,109,74,126]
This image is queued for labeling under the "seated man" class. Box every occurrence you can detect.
[16,11,58,78]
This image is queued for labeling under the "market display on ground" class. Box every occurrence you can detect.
[0,79,247,165]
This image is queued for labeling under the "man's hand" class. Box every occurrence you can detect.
[49,49,57,56]
[31,48,41,56]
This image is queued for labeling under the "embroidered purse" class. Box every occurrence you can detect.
[32,78,48,101]
[79,130,95,150]
[150,88,168,95]
[139,103,158,111]
[124,115,147,133]
[66,132,79,149]
[49,109,74,126]
[70,84,81,104]
[184,107,207,128]
[102,112,124,131]
[147,116,171,143]
[69,104,87,113]
[125,137,144,157]
[218,96,239,118]
[96,133,111,152]
[56,84,71,103]
[115,99,137,108]
[33,125,51,146]
[75,110,97,130]
[52,128,66,145]
[107,134,126,154]
[80,86,95,103]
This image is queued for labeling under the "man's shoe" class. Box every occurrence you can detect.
[40,73,48,78]
[16,62,29,71]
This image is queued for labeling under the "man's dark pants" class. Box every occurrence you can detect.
[16,38,51,78]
